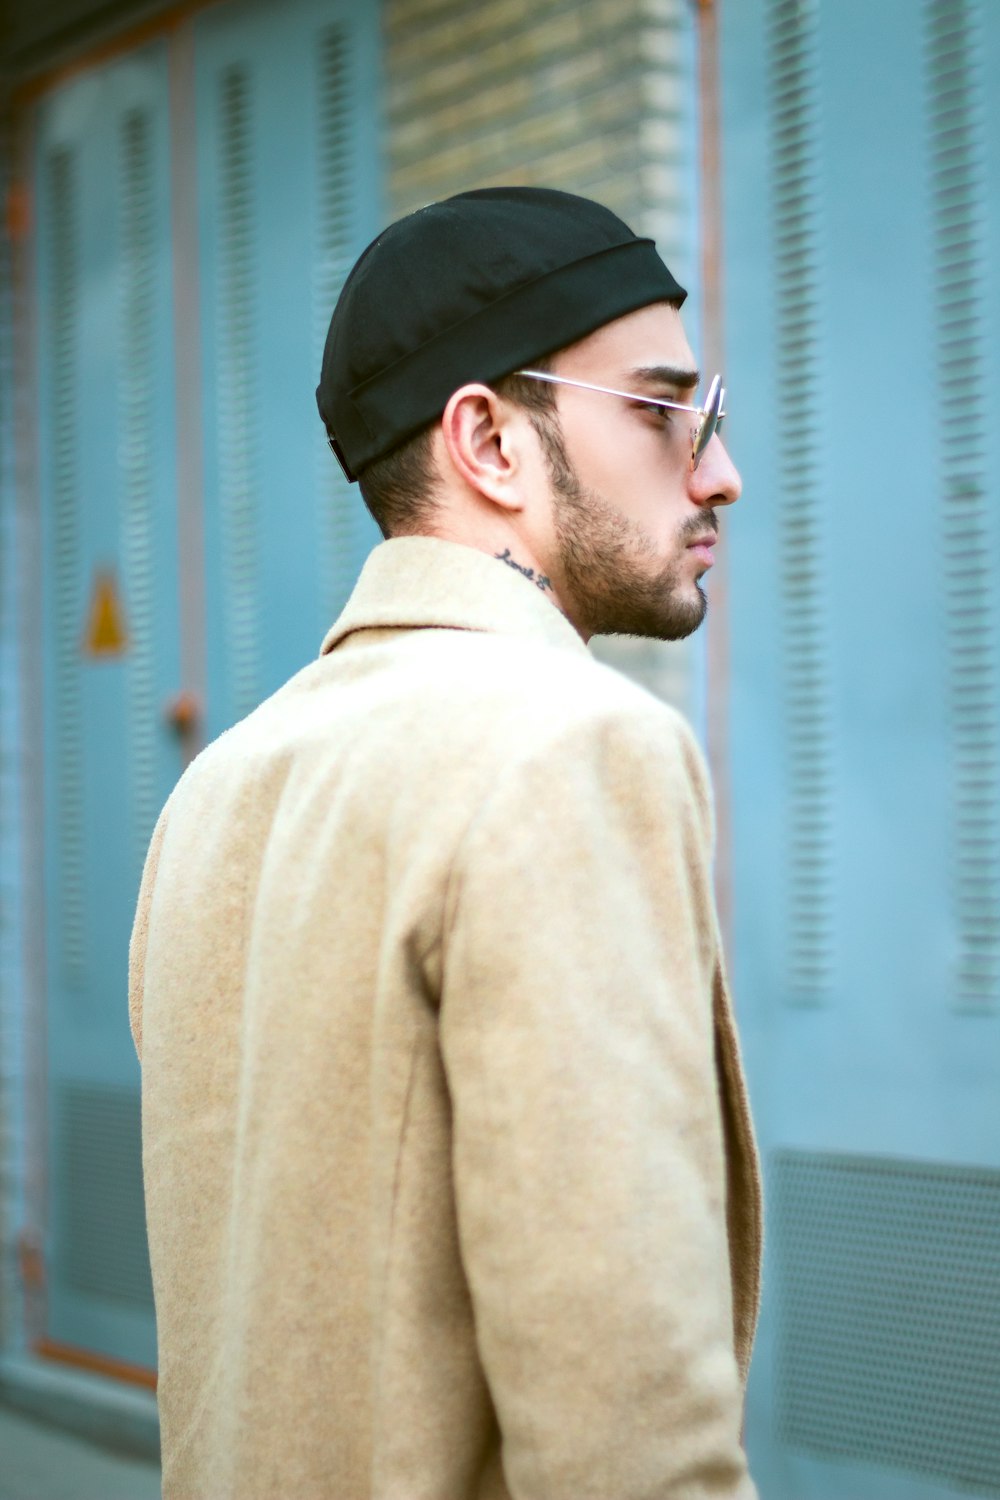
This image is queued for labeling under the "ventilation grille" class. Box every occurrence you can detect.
[46,147,86,986]
[57,1084,153,1308]
[216,65,260,724]
[118,109,159,876]
[767,0,834,1005]
[926,0,999,1015]
[773,1150,1000,1493]
[313,24,362,625]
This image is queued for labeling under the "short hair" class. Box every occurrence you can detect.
[357,364,558,538]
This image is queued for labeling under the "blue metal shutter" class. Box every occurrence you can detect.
[767,0,834,1007]
[926,0,999,1016]
[721,0,1000,1496]
[34,45,182,1369]
[30,0,381,1375]
[194,0,381,741]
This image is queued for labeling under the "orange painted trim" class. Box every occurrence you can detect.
[10,0,228,111]
[35,1337,158,1391]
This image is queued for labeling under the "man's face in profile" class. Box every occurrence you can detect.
[534,302,742,641]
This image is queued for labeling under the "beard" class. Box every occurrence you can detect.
[536,417,715,641]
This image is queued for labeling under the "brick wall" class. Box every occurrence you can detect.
[383,0,703,714]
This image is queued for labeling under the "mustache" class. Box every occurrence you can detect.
[678,510,718,544]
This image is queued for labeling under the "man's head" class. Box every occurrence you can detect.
[316,187,740,641]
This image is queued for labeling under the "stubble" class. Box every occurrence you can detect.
[535,417,713,642]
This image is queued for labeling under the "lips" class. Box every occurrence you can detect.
[686,530,717,570]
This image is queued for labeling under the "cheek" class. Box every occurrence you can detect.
[605,447,689,537]
[569,419,657,497]
[561,413,691,539]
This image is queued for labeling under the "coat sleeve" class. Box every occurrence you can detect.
[439,707,757,1500]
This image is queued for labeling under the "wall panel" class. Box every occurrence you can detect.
[722,1,1000,1495]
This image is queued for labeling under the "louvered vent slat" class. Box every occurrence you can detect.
[46,148,86,986]
[313,25,360,624]
[118,110,158,875]
[58,1084,153,1306]
[773,1150,1000,1490]
[217,66,261,723]
[926,0,999,1013]
[767,0,833,1004]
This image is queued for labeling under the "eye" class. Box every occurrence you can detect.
[633,399,673,423]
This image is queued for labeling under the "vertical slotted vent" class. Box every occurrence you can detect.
[118,110,158,874]
[926,0,998,1014]
[767,0,833,1004]
[57,1084,153,1307]
[217,66,260,723]
[313,26,360,624]
[46,148,86,985]
[773,1150,1000,1492]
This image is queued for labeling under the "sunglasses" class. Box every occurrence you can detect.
[515,369,726,471]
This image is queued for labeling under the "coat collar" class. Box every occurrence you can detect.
[319,537,591,659]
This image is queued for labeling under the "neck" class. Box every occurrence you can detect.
[492,545,554,595]
[411,504,585,640]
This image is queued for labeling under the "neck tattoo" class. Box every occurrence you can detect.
[495,548,553,593]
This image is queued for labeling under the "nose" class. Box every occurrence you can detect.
[690,433,741,507]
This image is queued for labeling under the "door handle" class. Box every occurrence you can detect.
[163,691,200,738]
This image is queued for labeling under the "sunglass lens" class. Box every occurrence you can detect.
[693,378,724,466]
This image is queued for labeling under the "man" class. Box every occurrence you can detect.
[130,187,761,1499]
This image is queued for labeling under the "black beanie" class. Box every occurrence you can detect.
[315,186,686,481]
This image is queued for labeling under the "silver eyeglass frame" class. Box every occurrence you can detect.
[516,369,726,471]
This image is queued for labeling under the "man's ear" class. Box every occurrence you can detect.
[439,384,525,512]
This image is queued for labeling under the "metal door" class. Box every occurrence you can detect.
[30,0,381,1373]
[194,0,381,738]
[720,1,1000,1495]
[34,43,181,1369]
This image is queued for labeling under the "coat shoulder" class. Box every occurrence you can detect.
[401,628,699,752]
[150,627,708,855]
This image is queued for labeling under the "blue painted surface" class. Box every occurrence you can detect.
[720,1,1000,1496]
[0,112,29,1365]
[194,0,382,741]
[34,44,181,1369]
[0,1405,160,1500]
[30,0,382,1372]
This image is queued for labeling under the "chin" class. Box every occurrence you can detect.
[655,585,708,641]
[594,590,707,643]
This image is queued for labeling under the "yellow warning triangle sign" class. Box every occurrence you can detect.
[83,569,129,657]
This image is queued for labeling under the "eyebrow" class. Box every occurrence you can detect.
[628,364,701,393]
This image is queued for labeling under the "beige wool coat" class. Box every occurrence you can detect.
[130,536,762,1500]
